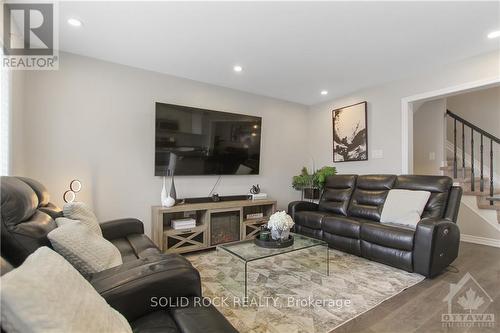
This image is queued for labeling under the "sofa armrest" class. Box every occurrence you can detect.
[90,255,202,322]
[444,186,463,222]
[170,298,239,333]
[100,218,144,240]
[288,201,319,219]
[413,217,460,278]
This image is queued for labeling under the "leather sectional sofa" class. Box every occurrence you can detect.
[289,175,462,278]
[0,176,237,333]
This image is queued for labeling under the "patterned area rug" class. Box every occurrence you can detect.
[187,248,424,333]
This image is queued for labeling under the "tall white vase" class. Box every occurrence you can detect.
[161,176,175,207]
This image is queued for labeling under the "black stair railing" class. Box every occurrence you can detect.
[447,110,500,205]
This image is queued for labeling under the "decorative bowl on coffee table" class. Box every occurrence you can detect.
[254,234,294,248]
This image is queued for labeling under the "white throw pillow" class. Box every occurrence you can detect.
[0,247,132,333]
[63,202,102,236]
[48,222,123,275]
[55,217,78,227]
[380,189,431,227]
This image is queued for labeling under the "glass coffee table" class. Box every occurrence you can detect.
[216,233,329,299]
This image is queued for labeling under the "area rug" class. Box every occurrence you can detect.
[187,248,425,333]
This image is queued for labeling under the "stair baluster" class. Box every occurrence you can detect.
[491,139,494,205]
[471,128,475,192]
[446,110,499,206]
[480,134,484,192]
[462,122,465,179]
[453,119,458,178]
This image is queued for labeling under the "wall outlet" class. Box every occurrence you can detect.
[429,152,436,161]
[372,149,383,159]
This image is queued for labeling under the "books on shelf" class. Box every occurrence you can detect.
[172,218,196,230]
[246,212,264,219]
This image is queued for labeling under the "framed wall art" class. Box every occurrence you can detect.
[332,101,368,162]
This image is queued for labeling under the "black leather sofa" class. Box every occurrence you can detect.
[0,176,237,333]
[289,175,462,278]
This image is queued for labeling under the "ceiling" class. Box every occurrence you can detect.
[56,1,500,105]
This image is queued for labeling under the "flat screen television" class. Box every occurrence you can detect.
[155,102,262,176]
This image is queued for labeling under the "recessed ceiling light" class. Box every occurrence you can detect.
[233,65,243,72]
[67,18,82,27]
[487,30,500,39]
[320,90,328,95]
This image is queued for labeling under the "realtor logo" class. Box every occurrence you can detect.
[442,272,495,328]
[2,2,58,69]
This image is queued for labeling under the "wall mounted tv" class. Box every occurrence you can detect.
[155,102,262,176]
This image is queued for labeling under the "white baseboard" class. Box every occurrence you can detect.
[461,234,500,248]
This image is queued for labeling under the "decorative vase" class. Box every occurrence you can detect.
[271,228,290,241]
[161,176,175,208]
[169,172,177,200]
[161,176,168,205]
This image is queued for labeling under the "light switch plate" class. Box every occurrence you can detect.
[429,152,436,161]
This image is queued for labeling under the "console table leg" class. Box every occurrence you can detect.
[326,245,330,276]
[244,262,248,301]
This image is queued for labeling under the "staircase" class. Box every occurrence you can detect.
[442,110,500,223]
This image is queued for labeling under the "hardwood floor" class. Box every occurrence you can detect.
[331,242,500,333]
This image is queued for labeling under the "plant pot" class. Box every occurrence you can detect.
[303,188,320,200]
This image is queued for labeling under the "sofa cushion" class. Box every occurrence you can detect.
[322,215,366,239]
[17,177,50,206]
[348,175,397,221]
[110,234,161,262]
[360,222,415,251]
[361,240,413,272]
[293,224,323,240]
[318,175,357,215]
[1,177,39,228]
[323,233,361,255]
[63,202,102,236]
[48,222,123,275]
[294,211,326,230]
[0,247,132,333]
[395,175,452,219]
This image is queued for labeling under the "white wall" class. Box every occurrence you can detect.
[413,99,446,175]
[458,200,500,243]
[306,50,500,175]
[11,70,25,175]
[19,52,309,236]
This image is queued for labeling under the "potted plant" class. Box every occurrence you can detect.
[292,166,337,200]
[292,167,317,199]
[313,166,337,190]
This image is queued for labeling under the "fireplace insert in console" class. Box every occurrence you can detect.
[210,210,240,246]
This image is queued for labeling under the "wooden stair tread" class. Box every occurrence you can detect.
[476,204,500,211]
[463,190,500,196]
[476,196,500,211]
[440,165,472,171]
[453,177,490,183]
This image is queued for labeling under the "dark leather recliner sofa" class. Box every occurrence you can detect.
[0,176,237,333]
[289,175,462,278]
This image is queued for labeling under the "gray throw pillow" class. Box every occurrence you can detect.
[48,222,123,275]
[0,247,132,333]
[380,189,431,227]
[63,202,102,236]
